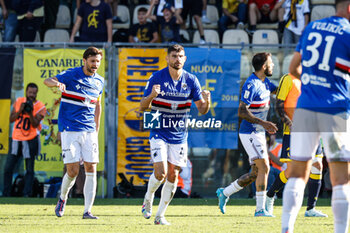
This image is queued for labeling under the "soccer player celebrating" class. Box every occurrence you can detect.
[217,52,278,217]
[265,73,327,217]
[140,44,210,225]
[281,0,350,232]
[44,47,104,219]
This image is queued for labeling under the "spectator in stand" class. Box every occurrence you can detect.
[147,2,182,43]
[70,0,113,43]
[247,0,284,35]
[0,0,18,42]
[280,0,310,45]
[12,0,44,42]
[129,7,159,43]
[218,0,248,39]
[181,0,206,44]
[151,0,183,24]
[41,0,60,40]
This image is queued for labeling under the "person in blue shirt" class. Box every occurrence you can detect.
[147,1,182,43]
[140,44,211,225]
[216,52,278,217]
[44,47,104,220]
[281,1,350,232]
[282,0,350,233]
[70,0,113,42]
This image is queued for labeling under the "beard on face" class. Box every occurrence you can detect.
[86,63,97,74]
[169,61,183,70]
[264,66,273,77]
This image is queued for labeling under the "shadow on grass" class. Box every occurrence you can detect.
[0,197,331,207]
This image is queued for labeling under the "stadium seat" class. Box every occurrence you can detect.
[55,5,71,29]
[311,5,335,22]
[252,29,279,52]
[113,5,130,29]
[311,0,335,5]
[193,29,220,44]
[282,54,294,75]
[44,29,70,42]
[222,29,249,49]
[271,55,281,80]
[256,23,278,30]
[192,5,219,29]
[180,29,190,42]
[132,4,151,25]
[240,55,251,78]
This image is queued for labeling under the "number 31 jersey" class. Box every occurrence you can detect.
[296,16,350,114]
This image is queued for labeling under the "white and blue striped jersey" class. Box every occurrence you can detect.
[296,16,350,114]
[239,73,277,134]
[144,67,202,144]
[56,66,104,132]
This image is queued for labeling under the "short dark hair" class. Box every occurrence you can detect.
[26,82,38,91]
[167,44,184,54]
[138,7,148,13]
[83,47,103,60]
[252,52,271,71]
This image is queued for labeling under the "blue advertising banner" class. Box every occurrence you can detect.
[184,48,241,149]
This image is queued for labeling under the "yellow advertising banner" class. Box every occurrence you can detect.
[0,99,11,154]
[117,48,167,185]
[23,48,105,171]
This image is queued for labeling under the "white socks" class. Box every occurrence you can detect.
[256,191,266,211]
[223,180,243,197]
[156,180,177,217]
[84,172,97,213]
[332,184,350,233]
[60,173,77,201]
[145,173,163,201]
[282,178,306,233]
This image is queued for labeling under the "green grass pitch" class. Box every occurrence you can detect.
[0,198,333,233]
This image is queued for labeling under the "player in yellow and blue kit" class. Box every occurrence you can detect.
[265,73,327,217]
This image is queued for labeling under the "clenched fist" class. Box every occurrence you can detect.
[151,84,161,98]
[201,90,211,102]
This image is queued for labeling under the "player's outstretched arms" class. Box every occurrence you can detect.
[139,84,160,111]
[44,77,66,92]
[195,90,211,115]
[238,101,278,134]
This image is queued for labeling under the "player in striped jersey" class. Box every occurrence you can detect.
[44,47,104,220]
[281,1,350,232]
[140,44,210,225]
[217,52,278,217]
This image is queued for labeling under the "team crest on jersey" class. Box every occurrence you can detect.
[160,90,165,96]
[182,83,187,90]
[171,102,178,110]
[76,84,81,90]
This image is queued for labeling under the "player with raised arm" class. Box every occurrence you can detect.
[281,1,350,232]
[44,47,104,219]
[140,44,211,225]
[217,52,278,217]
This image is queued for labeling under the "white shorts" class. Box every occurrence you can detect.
[291,108,350,162]
[61,131,99,164]
[149,138,188,167]
[239,132,269,165]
